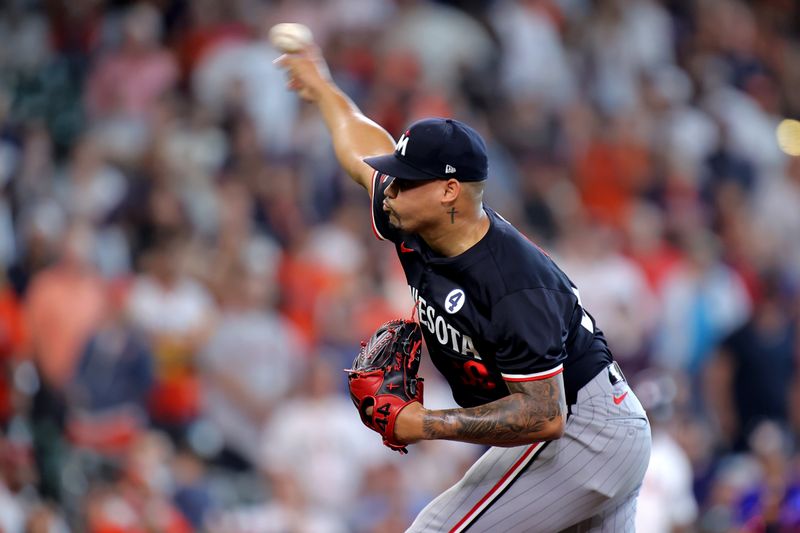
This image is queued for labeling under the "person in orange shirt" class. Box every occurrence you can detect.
[23,221,107,500]
[24,222,107,392]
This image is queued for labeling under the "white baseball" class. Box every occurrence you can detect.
[268,23,313,53]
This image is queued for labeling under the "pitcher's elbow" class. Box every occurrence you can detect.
[545,414,566,440]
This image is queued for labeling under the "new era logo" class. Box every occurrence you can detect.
[445,164,456,174]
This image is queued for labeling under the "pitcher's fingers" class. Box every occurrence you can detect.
[288,77,302,90]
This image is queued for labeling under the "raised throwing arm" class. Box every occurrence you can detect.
[274,47,395,192]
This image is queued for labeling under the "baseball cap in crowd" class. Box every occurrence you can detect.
[364,118,488,182]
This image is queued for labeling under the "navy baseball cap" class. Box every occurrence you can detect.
[364,118,488,182]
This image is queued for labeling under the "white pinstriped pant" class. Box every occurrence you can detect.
[407,365,652,533]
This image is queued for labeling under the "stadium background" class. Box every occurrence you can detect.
[1,0,799,531]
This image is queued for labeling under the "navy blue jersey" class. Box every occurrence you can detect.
[371,172,613,407]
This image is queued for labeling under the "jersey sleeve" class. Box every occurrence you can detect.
[492,288,573,381]
[370,170,400,243]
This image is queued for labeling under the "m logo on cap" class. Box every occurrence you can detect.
[363,118,488,182]
[395,132,410,157]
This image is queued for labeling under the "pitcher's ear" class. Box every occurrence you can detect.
[441,178,461,204]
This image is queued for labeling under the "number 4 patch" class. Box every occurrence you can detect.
[445,289,466,314]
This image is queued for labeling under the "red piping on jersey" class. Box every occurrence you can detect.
[521,232,552,258]
[503,366,564,382]
[449,442,544,533]
[494,209,551,258]
[370,171,386,241]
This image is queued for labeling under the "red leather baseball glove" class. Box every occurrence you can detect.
[346,319,424,454]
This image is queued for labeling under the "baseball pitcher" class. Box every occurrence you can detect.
[275,39,651,533]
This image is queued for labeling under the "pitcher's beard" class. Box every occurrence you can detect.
[385,207,402,230]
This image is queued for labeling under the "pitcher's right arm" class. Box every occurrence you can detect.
[275,47,395,194]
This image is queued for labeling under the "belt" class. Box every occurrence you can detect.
[608,361,626,386]
[567,361,626,418]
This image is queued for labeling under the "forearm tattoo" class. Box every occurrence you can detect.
[422,376,567,446]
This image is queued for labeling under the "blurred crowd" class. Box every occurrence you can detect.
[0,0,799,531]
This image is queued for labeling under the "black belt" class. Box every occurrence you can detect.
[608,361,626,386]
[567,361,625,417]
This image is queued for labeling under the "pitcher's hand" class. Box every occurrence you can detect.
[273,46,332,102]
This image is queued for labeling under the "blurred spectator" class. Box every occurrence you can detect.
[23,221,107,500]
[573,111,653,229]
[698,422,800,533]
[208,468,348,533]
[736,422,800,532]
[65,281,154,456]
[24,502,70,533]
[624,200,684,293]
[191,19,299,154]
[200,258,304,469]
[116,142,192,258]
[45,0,103,58]
[82,431,191,533]
[24,222,106,391]
[705,272,798,452]
[0,482,25,533]
[55,134,130,276]
[489,0,576,111]
[171,448,215,530]
[219,113,266,191]
[188,175,274,293]
[173,0,250,77]
[299,202,402,361]
[703,86,783,182]
[353,461,415,533]
[581,0,675,112]
[380,0,495,94]
[85,3,177,122]
[652,230,751,376]
[641,65,720,184]
[55,134,126,225]
[0,436,32,533]
[84,3,178,163]
[6,199,63,295]
[11,123,57,229]
[634,370,699,532]
[0,0,52,76]
[277,224,349,344]
[702,122,756,202]
[557,216,658,369]
[153,102,227,238]
[0,96,19,267]
[261,357,384,513]
[126,233,215,438]
[754,157,800,279]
